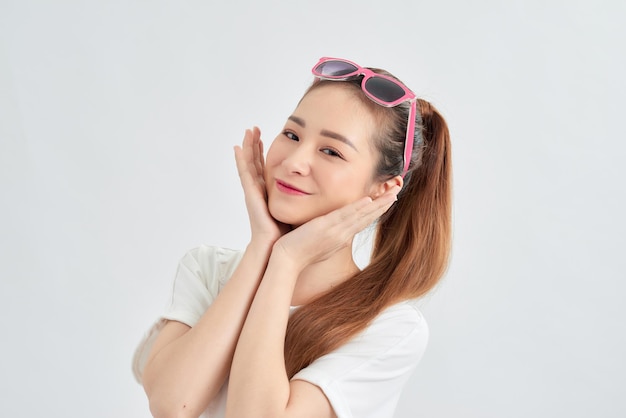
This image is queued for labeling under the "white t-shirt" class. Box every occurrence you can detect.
[133,245,429,418]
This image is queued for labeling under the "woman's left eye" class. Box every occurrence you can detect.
[321,148,343,158]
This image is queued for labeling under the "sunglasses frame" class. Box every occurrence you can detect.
[312,57,417,176]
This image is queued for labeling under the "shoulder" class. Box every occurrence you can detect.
[292,300,429,417]
[372,299,428,335]
[352,299,429,358]
[181,245,243,269]
[296,299,429,380]
[164,245,244,325]
[177,245,244,288]
[133,246,244,383]
[375,299,427,325]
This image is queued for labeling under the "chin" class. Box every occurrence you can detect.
[268,203,314,228]
[269,210,306,228]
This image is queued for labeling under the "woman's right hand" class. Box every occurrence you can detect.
[234,127,289,246]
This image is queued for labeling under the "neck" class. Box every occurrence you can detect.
[290,245,360,306]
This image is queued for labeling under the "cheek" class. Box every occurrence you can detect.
[324,167,374,196]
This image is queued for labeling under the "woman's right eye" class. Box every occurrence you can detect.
[283,131,299,142]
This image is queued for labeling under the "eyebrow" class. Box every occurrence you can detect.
[288,115,358,152]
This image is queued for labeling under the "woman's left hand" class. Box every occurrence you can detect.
[272,186,400,270]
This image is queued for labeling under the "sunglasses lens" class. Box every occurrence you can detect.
[315,60,359,77]
[364,77,406,103]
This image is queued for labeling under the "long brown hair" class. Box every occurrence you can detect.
[284,75,452,378]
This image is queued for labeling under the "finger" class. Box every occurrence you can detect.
[246,129,262,176]
[373,185,401,206]
[234,145,246,178]
[258,138,266,173]
[236,129,248,156]
[244,129,255,164]
[247,127,263,178]
[238,129,251,165]
[235,129,270,205]
[253,135,264,178]
[235,130,256,180]
[331,191,398,234]
[251,126,258,150]
[252,125,261,140]
[234,145,251,181]
[342,191,395,220]
[361,188,400,218]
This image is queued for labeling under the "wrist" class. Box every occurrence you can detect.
[245,239,274,261]
[250,227,284,248]
[270,241,307,275]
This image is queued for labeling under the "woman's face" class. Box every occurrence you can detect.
[265,84,385,226]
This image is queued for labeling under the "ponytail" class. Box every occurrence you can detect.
[284,90,452,378]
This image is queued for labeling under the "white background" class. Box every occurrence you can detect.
[1,1,624,417]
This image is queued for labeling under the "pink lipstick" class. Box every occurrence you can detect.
[275,180,310,196]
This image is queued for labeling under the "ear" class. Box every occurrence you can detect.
[369,175,403,199]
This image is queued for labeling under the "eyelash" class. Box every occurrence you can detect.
[282,130,345,160]
[321,148,342,158]
[284,131,299,141]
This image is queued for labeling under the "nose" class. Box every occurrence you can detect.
[282,143,312,176]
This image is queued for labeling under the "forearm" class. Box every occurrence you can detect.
[143,241,273,418]
[226,249,302,418]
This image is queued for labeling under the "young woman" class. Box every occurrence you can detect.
[133,57,452,418]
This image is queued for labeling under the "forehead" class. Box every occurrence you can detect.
[294,84,378,147]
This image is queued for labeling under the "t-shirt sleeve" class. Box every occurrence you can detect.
[132,245,243,383]
[291,301,429,418]
[162,245,243,327]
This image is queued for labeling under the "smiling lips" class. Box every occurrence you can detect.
[275,180,310,196]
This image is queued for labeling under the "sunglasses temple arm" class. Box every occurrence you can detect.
[402,99,417,177]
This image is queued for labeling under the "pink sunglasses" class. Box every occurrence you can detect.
[312,57,418,176]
